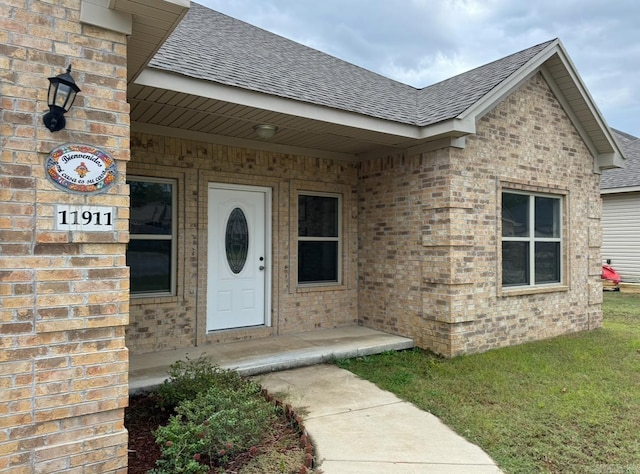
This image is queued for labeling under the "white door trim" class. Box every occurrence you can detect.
[208,182,272,331]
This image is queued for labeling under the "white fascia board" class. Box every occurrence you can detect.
[601,186,640,195]
[136,69,477,140]
[596,150,625,173]
[131,122,359,162]
[551,41,614,140]
[136,69,421,138]
[541,42,625,172]
[80,0,132,35]
[153,0,190,7]
[416,117,476,139]
[541,67,623,173]
[457,40,561,123]
[541,63,625,173]
[540,66,601,162]
[407,136,466,156]
[456,38,624,174]
[357,136,467,162]
[597,152,625,171]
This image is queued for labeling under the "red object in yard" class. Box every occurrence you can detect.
[602,264,621,284]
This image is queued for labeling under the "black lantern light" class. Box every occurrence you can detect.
[43,65,80,132]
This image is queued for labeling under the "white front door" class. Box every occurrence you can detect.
[207,184,270,331]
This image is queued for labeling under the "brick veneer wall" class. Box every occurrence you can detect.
[126,134,359,354]
[359,73,603,356]
[0,1,130,472]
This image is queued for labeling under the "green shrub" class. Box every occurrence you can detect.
[150,357,277,474]
[155,354,246,410]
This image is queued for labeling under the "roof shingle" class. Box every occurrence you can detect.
[601,130,640,189]
[149,2,555,127]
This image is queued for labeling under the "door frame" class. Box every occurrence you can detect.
[208,182,272,330]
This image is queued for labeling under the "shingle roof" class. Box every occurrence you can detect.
[601,130,640,189]
[149,2,555,127]
[416,41,553,125]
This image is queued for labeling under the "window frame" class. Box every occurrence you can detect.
[296,191,343,287]
[127,176,177,298]
[501,190,563,289]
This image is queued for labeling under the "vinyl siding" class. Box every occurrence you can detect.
[602,191,640,281]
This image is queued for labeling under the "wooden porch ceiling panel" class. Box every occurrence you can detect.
[128,85,411,155]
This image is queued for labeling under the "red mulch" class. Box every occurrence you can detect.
[125,394,169,473]
[125,392,313,474]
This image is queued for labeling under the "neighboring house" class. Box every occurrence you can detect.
[601,130,640,281]
[0,1,624,472]
[600,130,640,282]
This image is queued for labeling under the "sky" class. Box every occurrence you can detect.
[197,0,639,138]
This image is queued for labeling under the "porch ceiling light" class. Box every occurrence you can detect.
[43,65,81,132]
[253,124,278,140]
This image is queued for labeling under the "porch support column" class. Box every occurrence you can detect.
[0,1,131,471]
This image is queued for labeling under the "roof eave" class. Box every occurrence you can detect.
[418,117,476,139]
[80,0,190,83]
[456,39,625,174]
[601,185,640,195]
[135,68,428,140]
[456,39,562,124]
[597,152,626,171]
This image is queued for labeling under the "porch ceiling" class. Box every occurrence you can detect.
[128,82,437,160]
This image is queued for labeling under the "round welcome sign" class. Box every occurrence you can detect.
[46,144,117,194]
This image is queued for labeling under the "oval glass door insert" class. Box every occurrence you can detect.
[225,207,249,274]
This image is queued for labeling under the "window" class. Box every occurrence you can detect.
[297,193,341,285]
[127,177,176,296]
[501,191,562,287]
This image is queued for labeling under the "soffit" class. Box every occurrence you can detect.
[454,40,624,169]
[543,53,614,156]
[110,0,189,82]
[128,82,438,159]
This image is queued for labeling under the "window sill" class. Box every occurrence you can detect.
[296,283,345,293]
[500,285,569,297]
[130,293,178,304]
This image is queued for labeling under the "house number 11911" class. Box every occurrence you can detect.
[55,205,115,231]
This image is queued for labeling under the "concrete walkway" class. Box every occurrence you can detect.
[129,326,502,473]
[256,365,502,474]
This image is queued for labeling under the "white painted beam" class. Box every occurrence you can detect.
[80,0,132,35]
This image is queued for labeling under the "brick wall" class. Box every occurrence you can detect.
[0,1,130,472]
[359,73,603,356]
[129,72,603,359]
[126,134,359,353]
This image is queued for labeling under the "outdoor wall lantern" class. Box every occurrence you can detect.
[43,65,81,132]
[253,124,278,140]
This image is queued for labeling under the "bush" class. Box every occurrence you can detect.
[155,354,246,410]
[150,357,278,474]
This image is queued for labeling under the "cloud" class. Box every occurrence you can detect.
[196,0,639,135]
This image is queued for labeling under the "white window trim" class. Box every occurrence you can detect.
[297,191,343,287]
[128,176,177,298]
[502,190,563,288]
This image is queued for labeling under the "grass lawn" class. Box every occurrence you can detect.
[337,292,640,473]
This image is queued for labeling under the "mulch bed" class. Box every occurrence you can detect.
[125,390,314,473]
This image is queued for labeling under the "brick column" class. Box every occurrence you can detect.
[0,1,130,472]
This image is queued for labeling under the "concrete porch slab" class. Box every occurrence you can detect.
[129,326,413,394]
